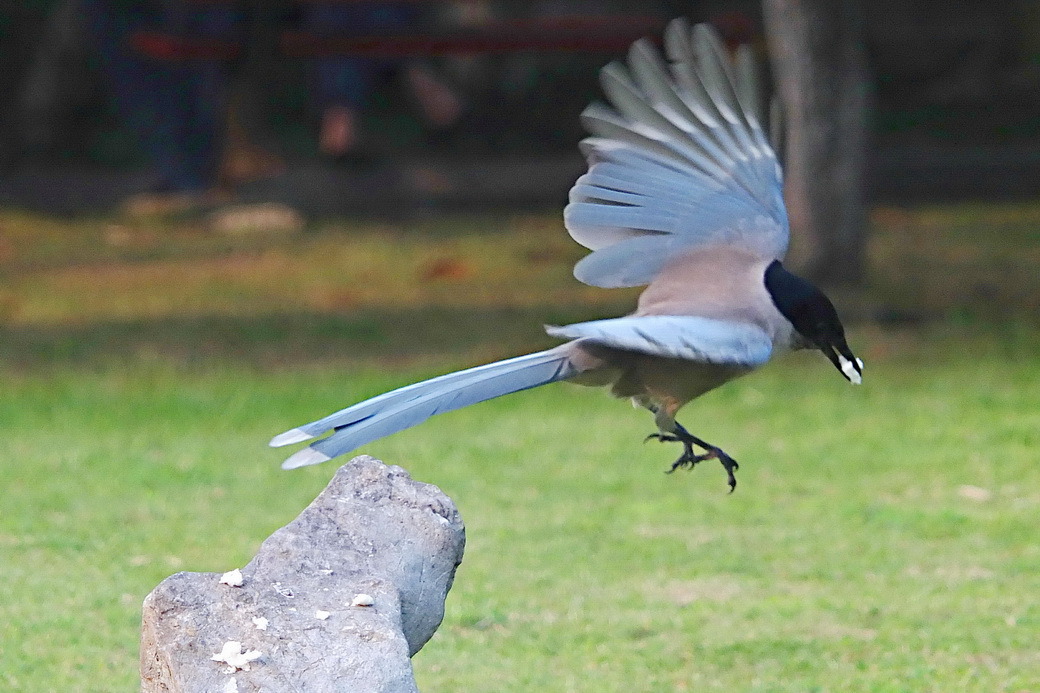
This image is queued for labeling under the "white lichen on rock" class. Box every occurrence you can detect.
[211,641,262,673]
[251,616,269,631]
[351,593,375,607]
[219,569,244,587]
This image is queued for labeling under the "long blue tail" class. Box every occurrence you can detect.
[271,345,578,469]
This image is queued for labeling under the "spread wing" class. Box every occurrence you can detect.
[546,315,772,366]
[564,19,788,288]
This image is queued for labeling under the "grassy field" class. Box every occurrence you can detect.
[0,205,1038,691]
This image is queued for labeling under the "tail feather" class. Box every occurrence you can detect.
[274,346,578,469]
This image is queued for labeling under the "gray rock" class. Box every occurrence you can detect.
[140,455,465,693]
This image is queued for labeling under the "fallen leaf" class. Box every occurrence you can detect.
[419,257,474,282]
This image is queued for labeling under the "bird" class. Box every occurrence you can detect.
[270,19,863,491]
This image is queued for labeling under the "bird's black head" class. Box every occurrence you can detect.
[764,261,863,384]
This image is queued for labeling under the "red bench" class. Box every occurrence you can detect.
[130,3,668,61]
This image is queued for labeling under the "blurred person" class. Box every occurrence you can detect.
[83,0,240,215]
[302,2,462,159]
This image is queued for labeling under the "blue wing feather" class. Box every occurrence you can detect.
[546,315,773,366]
[565,20,788,288]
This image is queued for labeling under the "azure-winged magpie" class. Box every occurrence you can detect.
[270,19,863,491]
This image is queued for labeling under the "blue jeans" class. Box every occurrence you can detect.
[83,0,239,192]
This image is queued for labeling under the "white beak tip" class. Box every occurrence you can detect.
[839,354,863,385]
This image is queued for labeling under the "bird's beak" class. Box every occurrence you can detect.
[820,341,863,385]
[838,353,864,385]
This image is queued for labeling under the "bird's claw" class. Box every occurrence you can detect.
[649,430,740,492]
[667,451,702,473]
[717,450,739,493]
[666,445,713,475]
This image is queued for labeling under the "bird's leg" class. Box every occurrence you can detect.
[646,422,740,492]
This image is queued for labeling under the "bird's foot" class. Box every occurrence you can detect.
[715,448,740,494]
[644,432,703,470]
[645,430,740,492]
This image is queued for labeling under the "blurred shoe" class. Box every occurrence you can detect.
[319,105,360,157]
[205,202,305,236]
[405,63,463,129]
[220,143,285,188]
[119,187,231,220]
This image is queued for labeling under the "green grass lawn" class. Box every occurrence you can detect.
[0,206,1038,690]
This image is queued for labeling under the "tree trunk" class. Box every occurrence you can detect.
[763,0,870,284]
